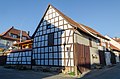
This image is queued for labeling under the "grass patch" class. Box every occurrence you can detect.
[68,72,75,76]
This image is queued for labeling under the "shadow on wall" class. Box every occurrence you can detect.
[32,19,74,73]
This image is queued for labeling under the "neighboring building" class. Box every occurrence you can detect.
[105,35,120,63]
[13,39,32,49]
[110,44,120,63]
[84,26,112,66]
[6,40,32,68]
[0,26,30,56]
[32,4,100,74]
[113,37,120,44]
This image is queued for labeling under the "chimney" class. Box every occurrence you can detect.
[12,26,14,28]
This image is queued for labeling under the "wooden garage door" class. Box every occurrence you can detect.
[75,43,90,73]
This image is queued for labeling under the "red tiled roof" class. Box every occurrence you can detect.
[51,5,111,40]
[110,44,120,51]
[0,26,30,41]
[0,27,13,36]
[84,25,109,40]
[32,4,108,40]
[50,5,97,37]
[32,4,98,39]
[1,36,20,41]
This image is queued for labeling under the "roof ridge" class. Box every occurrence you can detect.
[51,5,109,40]
[51,5,77,25]
[1,26,14,36]
[84,25,109,40]
[32,4,98,39]
[14,28,26,32]
[51,5,99,39]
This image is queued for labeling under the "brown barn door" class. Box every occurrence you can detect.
[84,45,91,69]
[75,43,90,73]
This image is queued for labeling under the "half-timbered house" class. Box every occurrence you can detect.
[0,26,30,65]
[32,4,100,74]
[6,40,32,69]
[0,26,30,55]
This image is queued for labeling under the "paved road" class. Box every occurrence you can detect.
[0,66,75,79]
[1,64,120,79]
[80,63,120,79]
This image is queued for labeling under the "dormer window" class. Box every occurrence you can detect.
[12,34,17,38]
[47,24,51,29]
[10,33,18,38]
[22,36,27,40]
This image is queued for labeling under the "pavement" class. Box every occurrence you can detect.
[0,66,75,79]
[1,63,120,79]
[80,63,120,79]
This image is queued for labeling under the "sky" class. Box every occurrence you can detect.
[0,0,120,37]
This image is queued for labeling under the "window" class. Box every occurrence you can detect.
[47,24,51,29]
[22,36,27,40]
[10,33,18,38]
[13,34,17,38]
[89,38,92,47]
[48,33,54,46]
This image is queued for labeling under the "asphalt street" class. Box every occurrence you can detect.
[80,63,120,79]
[0,66,74,79]
[1,64,120,79]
